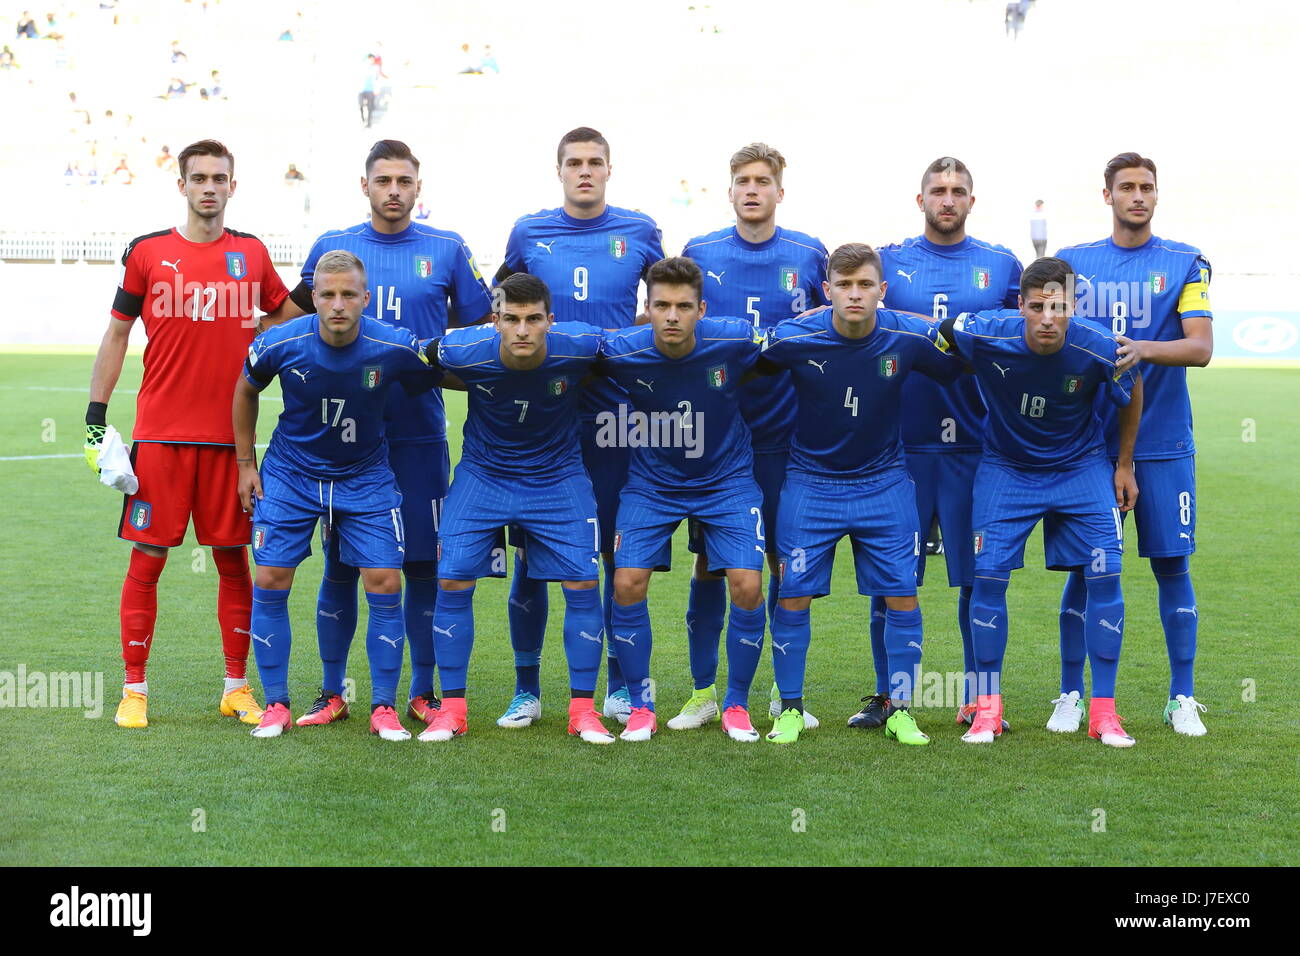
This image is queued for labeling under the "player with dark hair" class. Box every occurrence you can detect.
[494,126,665,729]
[1051,152,1213,737]
[417,274,614,745]
[86,137,293,729]
[274,139,493,730]
[758,243,964,745]
[669,142,830,732]
[601,257,768,743]
[856,157,1022,732]
[937,257,1144,747]
[233,251,440,740]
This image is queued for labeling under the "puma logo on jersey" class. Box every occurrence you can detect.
[127,635,151,648]
[635,379,654,392]
[377,634,401,648]
[1100,617,1124,634]
[535,240,555,253]
[707,270,725,285]
[1176,606,1198,617]
[972,616,999,629]
[806,359,828,373]
[992,362,1011,378]
[161,258,181,273]
[289,368,308,382]
[772,640,791,656]
[251,632,273,647]
[738,636,763,649]
[613,632,636,647]
[475,384,495,397]
[896,269,916,282]
[432,624,456,639]
[233,627,251,635]
[1063,608,1085,620]
[317,609,341,620]
[579,630,603,644]
[1179,532,1192,540]
[907,640,923,651]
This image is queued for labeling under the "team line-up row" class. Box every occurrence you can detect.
[88,132,1212,749]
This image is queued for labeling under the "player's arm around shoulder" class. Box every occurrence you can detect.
[233,335,275,512]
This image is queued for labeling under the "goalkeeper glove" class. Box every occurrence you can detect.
[85,402,108,473]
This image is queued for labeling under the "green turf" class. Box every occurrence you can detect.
[1,355,1297,865]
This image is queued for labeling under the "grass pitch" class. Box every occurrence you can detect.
[1,354,1297,866]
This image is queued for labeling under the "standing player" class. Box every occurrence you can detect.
[1052,153,1213,737]
[86,139,292,729]
[233,251,439,740]
[937,257,1143,747]
[417,275,614,745]
[861,157,1022,731]
[276,140,493,729]
[602,257,769,743]
[668,142,829,732]
[493,127,665,727]
[759,243,964,746]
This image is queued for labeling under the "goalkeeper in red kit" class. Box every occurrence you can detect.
[85,139,296,728]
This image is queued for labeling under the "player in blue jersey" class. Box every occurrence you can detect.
[232,251,439,741]
[276,141,494,731]
[669,142,830,733]
[494,127,666,728]
[937,257,1144,748]
[415,274,615,745]
[758,243,964,746]
[1051,153,1213,737]
[599,257,768,743]
[859,157,1023,732]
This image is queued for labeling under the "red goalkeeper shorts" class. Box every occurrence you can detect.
[118,442,250,548]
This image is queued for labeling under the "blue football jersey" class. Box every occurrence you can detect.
[878,235,1022,452]
[1057,235,1211,460]
[244,315,435,479]
[503,205,665,419]
[943,309,1138,470]
[436,322,600,482]
[682,226,829,452]
[597,317,760,490]
[760,308,963,481]
[300,221,493,444]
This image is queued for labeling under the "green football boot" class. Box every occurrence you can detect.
[884,705,930,746]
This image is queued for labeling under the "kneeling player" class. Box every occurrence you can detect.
[758,243,964,746]
[419,275,614,744]
[938,257,1143,747]
[233,251,438,740]
[602,257,769,743]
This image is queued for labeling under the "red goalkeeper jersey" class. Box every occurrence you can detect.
[111,227,290,444]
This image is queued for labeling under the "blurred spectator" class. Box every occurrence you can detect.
[156,145,178,174]
[43,12,62,41]
[111,157,135,185]
[0,44,18,68]
[458,42,480,74]
[279,26,293,41]
[16,11,38,39]
[209,69,224,98]
[480,44,499,73]
[67,91,90,129]
[283,163,305,182]
[165,77,188,99]
[671,179,694,208]
[170,40,186,63]
[414,201,430,221]
[1030,200,1048,258]
[358,55,380,127]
